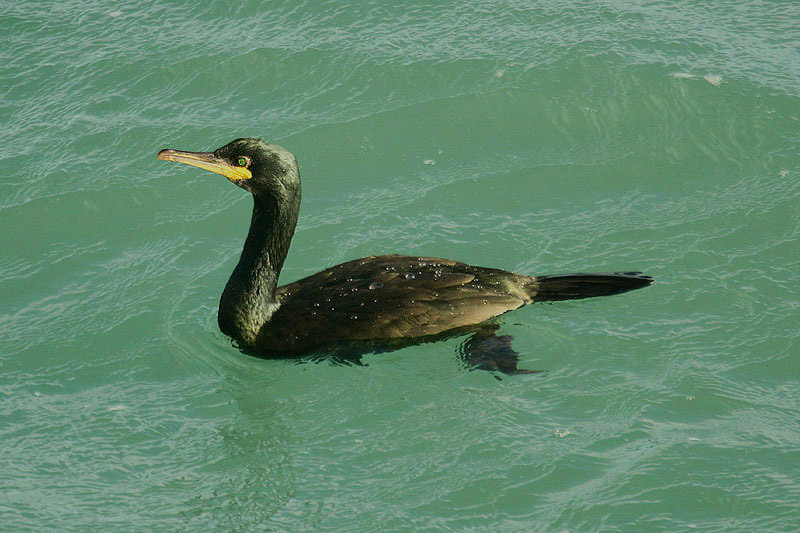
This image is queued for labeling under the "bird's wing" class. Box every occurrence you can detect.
[271,255,528,343]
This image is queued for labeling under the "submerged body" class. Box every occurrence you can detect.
[157,138,652,366]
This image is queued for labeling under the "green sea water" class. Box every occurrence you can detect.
[2,1,799,531]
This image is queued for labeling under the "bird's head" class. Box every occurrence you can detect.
[157,137,299,199]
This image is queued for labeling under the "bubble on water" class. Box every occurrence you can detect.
[554,428,570,438]
[424,159,436,166]
[404,273,416,280]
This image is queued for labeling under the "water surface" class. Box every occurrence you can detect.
[2,1,799,530]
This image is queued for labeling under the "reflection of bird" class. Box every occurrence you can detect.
[158,138,652,372]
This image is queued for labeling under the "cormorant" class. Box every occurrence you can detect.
[157,138,652,373]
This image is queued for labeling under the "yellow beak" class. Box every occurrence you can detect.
[157,149,252,182]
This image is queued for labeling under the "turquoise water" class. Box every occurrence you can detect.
[2,1,799,530]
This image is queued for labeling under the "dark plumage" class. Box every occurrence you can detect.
[157,138,653,371]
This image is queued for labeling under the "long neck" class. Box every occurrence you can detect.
[218,192,299,345]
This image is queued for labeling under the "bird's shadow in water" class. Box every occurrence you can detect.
[237,323,545,379]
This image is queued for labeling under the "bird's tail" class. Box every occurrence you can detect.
[526,272,653,302]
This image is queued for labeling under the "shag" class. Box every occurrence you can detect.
[158,138,652,372]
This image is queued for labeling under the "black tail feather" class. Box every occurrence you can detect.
[529,272,653,302]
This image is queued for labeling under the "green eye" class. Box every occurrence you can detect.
[236,157,248,167]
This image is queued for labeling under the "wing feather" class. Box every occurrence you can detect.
[263,255,529,351]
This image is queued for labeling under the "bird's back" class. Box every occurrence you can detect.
[255,254,531,354]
